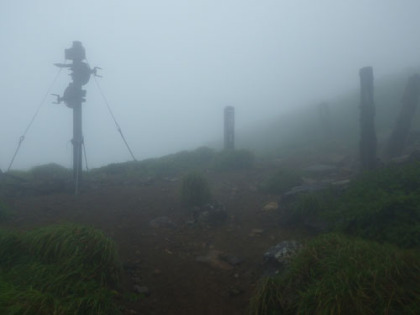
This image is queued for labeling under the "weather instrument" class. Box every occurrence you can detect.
[53,41,100,194]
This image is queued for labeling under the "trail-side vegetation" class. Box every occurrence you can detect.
[251,161,420,314]
[291,161,420,248]
[249,233,420,315]
[0,224,122,315]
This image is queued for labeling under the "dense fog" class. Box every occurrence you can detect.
[1,0,420,169]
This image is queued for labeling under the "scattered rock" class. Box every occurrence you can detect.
[283,184,328,200]
[163,177,179,182]
[141,177,154,186]
[303,164,337,175]
[132,277,141,284]
[196,250,233,270]
[149,216,176,229]
[228,287,244,297]
[196,203,228,227]
[262,201,278,211]
[123,261,141,274]
[219,253,244,266]
[133,285,151,297]
[249,228,264,237]
[263,240,302,274]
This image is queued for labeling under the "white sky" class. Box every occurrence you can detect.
[1,0,420,169]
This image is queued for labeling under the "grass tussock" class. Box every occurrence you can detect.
[249,233,420,315]
[0,224,122,315]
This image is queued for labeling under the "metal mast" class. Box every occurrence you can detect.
[53,41,98,194]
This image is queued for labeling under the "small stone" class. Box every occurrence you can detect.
[228,287,244,297]
[219,253,244,266]
[262,202,278,211]
[196,250,233,270]
[149,216,176,228]
[249,228,264,237]
[132,277,141,284]
[133,285,150,297]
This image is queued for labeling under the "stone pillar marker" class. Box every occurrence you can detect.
[224,106,235,150]
[359,66,377,171]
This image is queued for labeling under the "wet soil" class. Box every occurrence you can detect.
[2,169,308,315]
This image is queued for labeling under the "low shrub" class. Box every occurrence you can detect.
[249,233,420,315]
[30,163,71,181]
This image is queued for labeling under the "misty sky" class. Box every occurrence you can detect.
[1,0,420,170]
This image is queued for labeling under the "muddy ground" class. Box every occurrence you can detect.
[2,168,310,315]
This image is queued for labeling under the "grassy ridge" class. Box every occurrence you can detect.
[90,147,255,179]
[0,224,122,315]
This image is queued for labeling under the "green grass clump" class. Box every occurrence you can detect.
[249,233,420,315]
[213,149,255,171]
[260,168,302,194]
[291,162,420,248]
[180,172,212,207]
[0,224,122,315]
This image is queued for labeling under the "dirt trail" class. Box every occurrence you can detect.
[3,169,307,314]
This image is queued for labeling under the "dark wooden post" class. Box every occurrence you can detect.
[385,74,420,159]
[224,106,235,150]
[359,66,377,171]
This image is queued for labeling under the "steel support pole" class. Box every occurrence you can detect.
[73,102,83,194]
